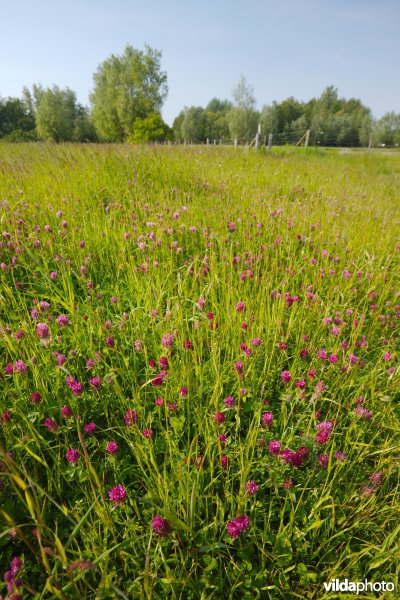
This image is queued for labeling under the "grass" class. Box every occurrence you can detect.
[0,143,399,599]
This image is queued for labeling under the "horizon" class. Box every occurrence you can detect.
[1,0,399,125]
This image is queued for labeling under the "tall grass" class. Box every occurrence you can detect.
[0,143,399,599]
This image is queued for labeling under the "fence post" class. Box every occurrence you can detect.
[305,130,310,148]
[206,138,209,146]
[234,138,238,149]
[268,134,273,150]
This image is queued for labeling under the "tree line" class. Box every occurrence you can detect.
[1,44,399,147]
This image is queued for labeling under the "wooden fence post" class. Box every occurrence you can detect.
[268,134,273,150]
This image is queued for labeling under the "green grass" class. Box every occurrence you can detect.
[0,143,399,599]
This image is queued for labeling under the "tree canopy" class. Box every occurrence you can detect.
[90,45,168,142]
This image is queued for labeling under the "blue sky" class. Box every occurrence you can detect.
[1,0,399,124]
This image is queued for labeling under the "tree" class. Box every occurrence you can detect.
[0,96,35,139]
[128,113,172,143]
[180,107,207,143]
[374,112,400,146]
[33,85,78,142]
[232,75,256,110]
[90,44,168,142]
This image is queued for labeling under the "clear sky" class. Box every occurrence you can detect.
[1,0,399,124]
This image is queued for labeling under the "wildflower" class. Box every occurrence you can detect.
[14,360,28,373]
[66,448,80,464]
[84,422,96,436]
[108,484,127,506]
[179,386,188,397]
[36,322,50,339]
[335,451,347,461]
[71,381,83,396]
[262,412,273,428]
[317,348,327,360]
[134,340,142,352]
[234,361,244,376]
[318,453,329,468]
[152,515,172,537]
[57,354,67,365]
[268,440,281,455]
[61,405,73,419]
[221,455,230,469]
[224,396,236,407]
[226,515,250,538]
[106,336,115,348]
[359,486,374,498]
[369,472,382,487]
[43,418,58,432]
[295,380,306,389]
[143,428,153,439]
[328,354,338,363]
[162,333,174,348]
[183,339,193,350]
[57,314,69,326]
[383,352,392,361]
[89,377,102,390]
[15,331,25,339]
[106,441,119,455]
[244,480,258,495]
[251,337,261,347]
[213,411,225,425]
[31,392,42,404]
[281,370,291,383]
[219,433,227,445]
[236,301,245,312]
[283,478,294,488]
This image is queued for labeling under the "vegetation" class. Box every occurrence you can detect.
[0,44,400,145]
[0,144,399,599]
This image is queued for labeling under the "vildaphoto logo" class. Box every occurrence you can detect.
[323,579,395,594]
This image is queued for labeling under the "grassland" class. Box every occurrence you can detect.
[0,143,399,599]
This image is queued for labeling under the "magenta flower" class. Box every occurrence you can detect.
[234,361,244,376]
[369,472,382,487]
[244,480,258,495]
[61,405,73,419]
[124,409,138,425]
[318,453,329,468]
[108,484,127,506]
[106,336,115,348]
[262,412,273,428]
[268,440,281,455]
[57,314,69,326]
[226,515,250,538]
[224,396,236,408]
[84,422,96,436]
[152,515,172,536]
[89,377,102,390]
[236,301,245,312]
[106,441,119,455]
[31,392,42,404]
[66,448,80,464]
[14,360,28,373]
[36,322,50,339]
[143,428,153,439]
[281,370,291,383]
[213,411,226,425]
[179,386,188,397]
[43,418,58,432]
[221,455,230,469]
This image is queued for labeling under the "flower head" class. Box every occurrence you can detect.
[108,484,127,506]
[152,515,172,536]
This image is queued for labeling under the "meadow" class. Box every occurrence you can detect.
[0,143,399,600]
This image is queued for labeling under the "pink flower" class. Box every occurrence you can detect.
[84,422,96,436]
[57,314,69,326]
[369,472,382,487]
[61,405,72,419]
[124,409,138,425]
[179,386,188,397]
[318,453,329,468]
[224,396,236,408]
[268,440,281,455]
[36,322,50,339]
[221,455,230,469]
[152,515,172,536]
[14,360,28,373]
[143,428,153,439]
[244,480,258,495]
[43,418,58,432]
[213,411,226,425]
[236,301,245,312]
[106,441,119,455]
[66,448,79,464]
[234,361,244,375]
[226,515,250,538]
[89,377,102,390]
[106,336,115,348]
[108,484,127,506]
[281,370,291,383]
[262,412,273,428]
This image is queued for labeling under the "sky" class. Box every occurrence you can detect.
[1,0,399,125]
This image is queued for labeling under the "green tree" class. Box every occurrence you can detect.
[90,44,168,142]
[180,106,207,143]
[33,85,78,142]
[0,96,35,139]
[128,113,172,143]
[374,112,400,146]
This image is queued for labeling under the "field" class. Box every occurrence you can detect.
[0,143,399,600]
